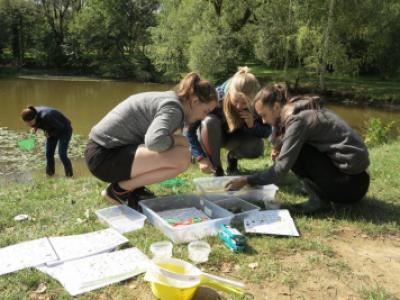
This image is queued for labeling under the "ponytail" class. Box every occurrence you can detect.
[254,84,320,148]
[175,72,217,105]
[21,106,38,122]
[253,83,289,109]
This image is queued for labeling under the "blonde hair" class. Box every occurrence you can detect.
[223,66,260,132]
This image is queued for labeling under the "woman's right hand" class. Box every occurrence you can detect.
[198,157,215,174]
[173,135,189,148]
[271,148,280,161]
[225,176,248,191]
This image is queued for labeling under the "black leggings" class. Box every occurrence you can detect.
[291,144,370,204]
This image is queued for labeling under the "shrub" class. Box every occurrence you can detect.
[364,118,395,147]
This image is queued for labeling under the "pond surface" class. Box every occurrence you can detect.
[1,76,399,179]
[1,76,399,135]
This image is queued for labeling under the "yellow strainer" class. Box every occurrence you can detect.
[145,257,244,300]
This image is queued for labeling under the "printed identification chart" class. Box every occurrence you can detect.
[244,210,300,237]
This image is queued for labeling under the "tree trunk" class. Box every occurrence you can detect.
[320,0,335,91]
[283,0,292,81]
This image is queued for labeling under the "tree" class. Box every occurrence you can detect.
[37,0,83,65]
[151,0,258,80]
[69,0,158,78]
[0,0,41,65]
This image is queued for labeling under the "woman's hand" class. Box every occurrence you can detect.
[225,176,248,191]
[239,110,254,128]
[198,157,215,174]
[173,135,189,148]
[271,148,280,161]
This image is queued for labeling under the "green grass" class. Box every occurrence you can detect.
[0,139,399,299]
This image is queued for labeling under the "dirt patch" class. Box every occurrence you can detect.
[328,234,400,298]
[245,233,400,300]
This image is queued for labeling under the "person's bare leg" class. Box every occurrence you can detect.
[118,144,191,191]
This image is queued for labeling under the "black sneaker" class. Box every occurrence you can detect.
[226,152,239,175]
[214,166,225,177]
[134,186,156,199]
[101,183,131,205]
[127,192,141,211]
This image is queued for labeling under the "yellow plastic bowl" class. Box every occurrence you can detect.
[149,261,199,300]
[150,282,198,300]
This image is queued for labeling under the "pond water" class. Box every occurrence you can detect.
[1,76,399,178]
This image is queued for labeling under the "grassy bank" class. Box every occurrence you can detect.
[0,135,399,299]
[2,64,400,107]
[250,65,400,107]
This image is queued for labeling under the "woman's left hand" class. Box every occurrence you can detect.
[225,176,248,191]
[239,110,254,128]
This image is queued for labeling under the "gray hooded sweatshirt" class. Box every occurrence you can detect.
[247,108,370,186]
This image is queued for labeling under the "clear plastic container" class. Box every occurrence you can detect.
[188,241,211,264]
[213,197,260,222]
[95,205,147,233]
[195,176,279,209]
[193,176,240,194]
[235,185,279,209]
[150,241,173,259]
[139,195,233,244]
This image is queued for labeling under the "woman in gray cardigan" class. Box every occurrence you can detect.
[85,72,217,209]
[226,84,370,214]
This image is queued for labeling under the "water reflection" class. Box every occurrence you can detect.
[1,76,399,180]
[0,77,173,135]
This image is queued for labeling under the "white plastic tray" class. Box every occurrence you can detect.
[139,195,233,244]
[194,177,279,208]
[95,205,147,233]
[213,197,260,222]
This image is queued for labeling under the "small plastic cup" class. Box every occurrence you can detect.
[188,241,211,264]
[150,241,173,259]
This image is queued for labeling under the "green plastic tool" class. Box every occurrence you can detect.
[17,135,36,151]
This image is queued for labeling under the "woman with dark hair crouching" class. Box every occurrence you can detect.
[226,84,370,214]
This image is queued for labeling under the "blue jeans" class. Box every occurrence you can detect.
[45,129,73,177]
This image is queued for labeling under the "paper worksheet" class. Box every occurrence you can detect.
[0,238,58,276]
[47,228,128,265]
[244,210,300,237]
[38,248,149,296]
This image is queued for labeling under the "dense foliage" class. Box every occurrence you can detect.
[0,0,399,82]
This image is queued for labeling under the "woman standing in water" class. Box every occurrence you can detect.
[21,106,73,177]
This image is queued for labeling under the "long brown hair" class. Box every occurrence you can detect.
[175,72,217,105]
[223,66,260,132]
[253,83,320,148]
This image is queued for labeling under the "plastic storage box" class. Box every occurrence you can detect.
[194,177,279,209]
[193,176,240,194]
[139,195,233,244]
[213,197,260,222]
[235,185,280,209]
[95,205,147,233]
